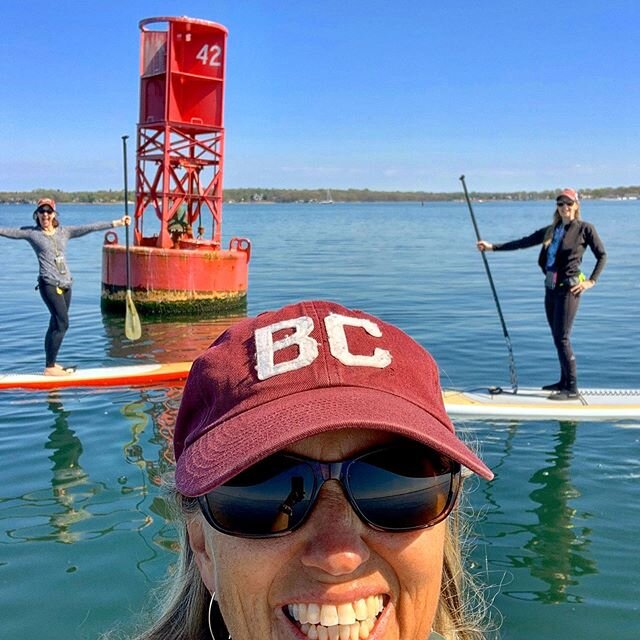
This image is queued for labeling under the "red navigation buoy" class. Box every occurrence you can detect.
[102,17,250,316]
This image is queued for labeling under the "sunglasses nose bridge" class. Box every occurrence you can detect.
[317,461,346,482]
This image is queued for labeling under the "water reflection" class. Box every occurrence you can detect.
[120,388,183,560]
[499,420,598,603]
[5,387,182,555]
[11,308,239,556]
[44,393,93,544]
[101,313,245,363]
[121,389,181,487]
[99,313,245,557]
[523,421,597,602]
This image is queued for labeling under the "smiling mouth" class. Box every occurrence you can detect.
[286,595,385,639]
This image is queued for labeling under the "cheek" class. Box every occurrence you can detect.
[211,534,293,636]
[378,524,446,637]
[213,535,284,586]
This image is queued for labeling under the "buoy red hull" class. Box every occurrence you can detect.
[101,238,250,315]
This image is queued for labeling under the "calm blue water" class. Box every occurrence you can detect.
[1,200,638,639]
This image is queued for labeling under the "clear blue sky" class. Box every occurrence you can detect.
[1,1,638,193]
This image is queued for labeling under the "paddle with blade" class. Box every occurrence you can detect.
[122,135,142,341]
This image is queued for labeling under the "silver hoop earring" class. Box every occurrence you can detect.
[208,591,231,640]
[208,593,216,640]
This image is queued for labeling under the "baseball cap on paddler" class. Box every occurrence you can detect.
[35,197,57,212]
[173,300,493,497]
[556,188,579,204]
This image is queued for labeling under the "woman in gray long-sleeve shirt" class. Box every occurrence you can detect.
[0,197,129,376]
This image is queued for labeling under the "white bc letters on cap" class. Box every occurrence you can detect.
[255,312,392,380]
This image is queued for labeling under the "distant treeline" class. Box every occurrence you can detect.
[2,185,640,205]
[0,189,125,205]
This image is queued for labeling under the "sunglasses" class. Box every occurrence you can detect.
[198,443,461,538]
[37,208,54,215]
[556,200,574,207]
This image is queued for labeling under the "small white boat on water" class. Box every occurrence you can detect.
[319,189,334,204]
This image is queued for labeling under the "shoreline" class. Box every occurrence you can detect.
[2,195,638,206]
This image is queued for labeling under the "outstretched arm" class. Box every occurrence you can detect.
[0,227,32,240]
[479,227,548,252]
[66,215,131,239]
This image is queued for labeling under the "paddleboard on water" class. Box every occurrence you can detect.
[0,362,192,391]
[443,386,640,420]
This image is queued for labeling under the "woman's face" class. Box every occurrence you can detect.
[187,429,447,640]
[557,199,578,223]
[36,208,56,230]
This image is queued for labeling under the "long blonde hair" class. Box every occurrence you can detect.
[105,484,493,640]
[543,202,581,247]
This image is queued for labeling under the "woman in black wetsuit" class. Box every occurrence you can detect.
[476,188,607,400]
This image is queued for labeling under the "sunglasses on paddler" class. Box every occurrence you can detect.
[198,442,461,538]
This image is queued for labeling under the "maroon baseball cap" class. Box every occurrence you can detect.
[556,188,579,203]
[174,300,493,496]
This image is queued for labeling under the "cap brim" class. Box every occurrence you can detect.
[176,385,494,496]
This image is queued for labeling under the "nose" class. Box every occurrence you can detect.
[299,482,371,577]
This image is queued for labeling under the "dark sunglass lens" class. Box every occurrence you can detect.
[202,456,315,536]
[346,445,458,530]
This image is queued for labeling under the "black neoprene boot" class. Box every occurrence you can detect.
[549,389,580,400]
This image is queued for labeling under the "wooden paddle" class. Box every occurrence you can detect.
[122,135,142,341]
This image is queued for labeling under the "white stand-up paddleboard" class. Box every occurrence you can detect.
[0,362,192,391]
[443,387,640,420]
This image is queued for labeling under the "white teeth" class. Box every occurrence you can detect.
[367,594,383,617]
[287,596,384,640]
[336,602,357,625]
[307,602,321,624]
[354,598,368,621]
[320,604,339,626]
[298,603,309,624]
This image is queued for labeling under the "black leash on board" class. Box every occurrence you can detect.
[459,175,518,394]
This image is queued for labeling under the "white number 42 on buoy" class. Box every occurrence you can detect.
[196,44,222,66]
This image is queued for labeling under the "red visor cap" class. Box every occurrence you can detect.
[35,197,57,211]
[174,300,494,496]
[557,188,579,203]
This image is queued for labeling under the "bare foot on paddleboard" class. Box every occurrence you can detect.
[44,366,73,377]
[55,363,76,372]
